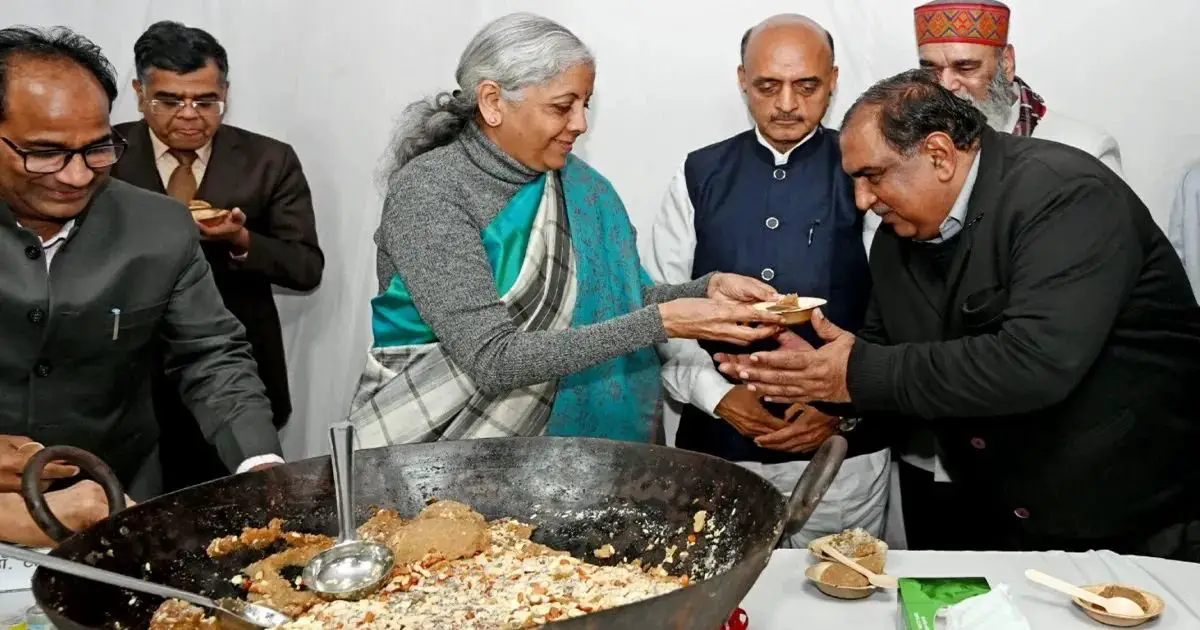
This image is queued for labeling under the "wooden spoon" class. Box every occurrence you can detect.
[818,543,898,589]
[1025,569,1145,617]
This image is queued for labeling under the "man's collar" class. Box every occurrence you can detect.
[34,219,75,245]
[753,125,820,166]
[7,211,76,244]
[925,148,981,243]
[148,126,213,164]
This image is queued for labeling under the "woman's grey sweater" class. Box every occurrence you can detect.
[374,122,710,394]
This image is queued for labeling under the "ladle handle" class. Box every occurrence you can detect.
[1025,569,1109,607]
[0,541,216,610]
[20,445,128,543]
[783,435,847,537]
[329,422,357,543]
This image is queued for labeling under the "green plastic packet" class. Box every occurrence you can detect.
[899,577,992,629]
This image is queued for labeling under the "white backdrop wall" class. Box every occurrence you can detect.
[9,1,1200,459]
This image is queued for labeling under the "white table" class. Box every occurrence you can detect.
[742,549,1200,629]
[4,549,1199,628]
[0,591,35,628]
[0,550,40,627]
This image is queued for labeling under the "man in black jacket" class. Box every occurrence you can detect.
[717,69,1200,560]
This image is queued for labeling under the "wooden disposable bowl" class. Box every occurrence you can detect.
[1073,584,1164,627]
[752,297,827,326]
[190,208,230,227]
[808,535,888,574]
[805,562,876,600]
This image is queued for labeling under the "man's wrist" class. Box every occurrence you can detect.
[0,493,51,547]
[704,272,723,298]
[845,338,898,412]
[230,227,251,254]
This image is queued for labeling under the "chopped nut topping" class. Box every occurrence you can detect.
[151,502,686,630]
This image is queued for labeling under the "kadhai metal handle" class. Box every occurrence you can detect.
[782,435,847,537]
[20,445,128,543]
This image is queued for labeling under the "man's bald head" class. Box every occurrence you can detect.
[740,14,835,66]
[737,14,838,152]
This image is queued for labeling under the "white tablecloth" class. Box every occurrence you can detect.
[742,549,1200,629]
[4,549,1199,628]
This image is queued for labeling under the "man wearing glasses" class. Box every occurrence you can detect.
[0,26,282,503]
[111,21,323,492]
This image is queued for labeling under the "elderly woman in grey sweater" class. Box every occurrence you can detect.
[348,12,783,446]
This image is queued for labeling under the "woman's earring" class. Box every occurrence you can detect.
[487,117,499,126]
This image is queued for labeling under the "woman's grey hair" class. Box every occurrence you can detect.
[381,13,593,186]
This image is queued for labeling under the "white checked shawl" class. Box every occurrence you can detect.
[347,173,576,446]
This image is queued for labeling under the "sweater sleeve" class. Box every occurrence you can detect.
[376,178,668,395]
[643,272,713,304]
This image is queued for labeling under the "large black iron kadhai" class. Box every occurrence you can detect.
[21,435,847,629]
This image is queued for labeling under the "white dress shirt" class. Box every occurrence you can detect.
[1169,160,1200,301]
[24,218,281,475]
[927,149,980,244]
[646,126,819,417]
[37,220,74,266]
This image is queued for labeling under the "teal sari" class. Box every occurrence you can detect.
[350,155,661,444]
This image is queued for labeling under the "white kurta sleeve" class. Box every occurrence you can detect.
[646,162,734,417]
[1168,164,1200,300]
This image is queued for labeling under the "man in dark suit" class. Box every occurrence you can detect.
[0,26,282,502]
[716,69,1200,561]
[110,21,323,491]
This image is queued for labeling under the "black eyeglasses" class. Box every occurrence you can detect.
[1,133,128,174]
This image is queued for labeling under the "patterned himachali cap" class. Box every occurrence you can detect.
[914,0,1011,47]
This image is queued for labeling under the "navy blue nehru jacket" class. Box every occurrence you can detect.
[665,126,887,464]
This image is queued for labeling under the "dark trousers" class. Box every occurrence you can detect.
[153,375,233,493]
[157,418,230,492]
[898,461,1200,562]
[897,461,995,552]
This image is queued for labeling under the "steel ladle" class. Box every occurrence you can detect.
[301,422,395,600]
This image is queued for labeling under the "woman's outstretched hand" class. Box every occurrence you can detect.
[659,298,783,345]
[708,272,781,305]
